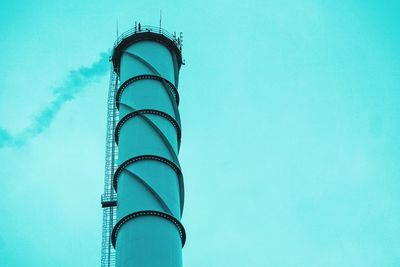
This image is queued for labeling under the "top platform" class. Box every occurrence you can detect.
[111,25,183,75]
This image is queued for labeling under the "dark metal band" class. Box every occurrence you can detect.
[114,109,181,145]
[116,74,179,108]
[112,31,183,73]
[113,155,182,192]
[111,210,186,248]
[113,155,184,215]
[101,200,117,208]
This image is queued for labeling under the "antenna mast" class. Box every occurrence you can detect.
[159,10,162,29]
[116,20,119,39]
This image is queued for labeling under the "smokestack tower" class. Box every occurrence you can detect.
[101,24,185,267]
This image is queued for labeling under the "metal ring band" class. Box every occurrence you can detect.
[111,210,186,248]
[113,155,185,216]
[113,155,182,192]
[112,32,183,73]
[114,109,181,145]
[116,74,179,109]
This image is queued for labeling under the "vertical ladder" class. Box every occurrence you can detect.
[101,63,119,267]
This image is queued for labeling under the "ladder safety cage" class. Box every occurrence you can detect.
[101,63,119,267]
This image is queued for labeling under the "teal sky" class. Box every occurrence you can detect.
[0,1,399,266]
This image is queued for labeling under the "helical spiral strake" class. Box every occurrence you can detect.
[110,28,185,267]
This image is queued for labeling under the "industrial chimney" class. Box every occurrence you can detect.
[100,24,185,267]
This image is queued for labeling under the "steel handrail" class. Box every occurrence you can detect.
[114,25,182,51]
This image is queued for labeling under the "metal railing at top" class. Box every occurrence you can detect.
[114,25,183,51]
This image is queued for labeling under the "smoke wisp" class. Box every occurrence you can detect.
[0,52,110,148]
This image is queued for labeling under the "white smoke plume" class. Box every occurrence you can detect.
[0,52,109,148]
